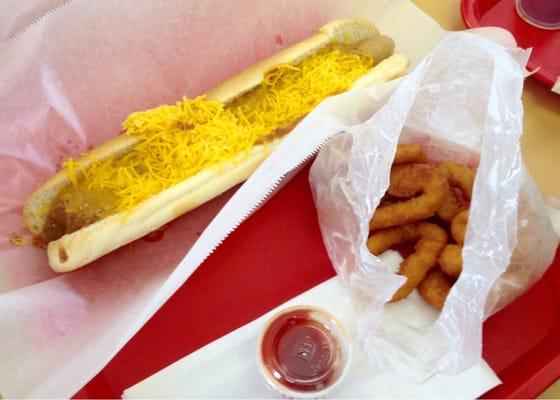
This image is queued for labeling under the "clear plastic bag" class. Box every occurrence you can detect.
[309,32,559,379]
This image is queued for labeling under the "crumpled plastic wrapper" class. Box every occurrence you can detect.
[309,32,560,380]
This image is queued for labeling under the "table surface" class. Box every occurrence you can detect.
[411,1,560,397]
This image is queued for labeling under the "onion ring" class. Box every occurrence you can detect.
[436,188,466,222]
[370,164,448,230]
[367,222,448,301]
[418,268,452,310]
[393,144,427,165]
[387,164,466,223]
[438,161,475,199]
[451,210,469,244]
[435,161,475,222]
[439,244,462,278]
[386,163,431,198]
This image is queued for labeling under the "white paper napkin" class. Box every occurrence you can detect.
[123,251,501,399]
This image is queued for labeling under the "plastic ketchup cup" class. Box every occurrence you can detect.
[515,0,560,30]
[257,306,351,398]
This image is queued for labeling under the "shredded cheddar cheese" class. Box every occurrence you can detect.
[10,234,28,246]
[63,46,373,218]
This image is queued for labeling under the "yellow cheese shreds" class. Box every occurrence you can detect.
[10,234,29,246]
[68,46,373,216]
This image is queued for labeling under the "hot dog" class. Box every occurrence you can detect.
[23,18,409,272]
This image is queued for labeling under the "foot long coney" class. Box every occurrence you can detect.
[23,19,409,272]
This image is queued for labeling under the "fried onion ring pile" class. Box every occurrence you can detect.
[367,144,477,310]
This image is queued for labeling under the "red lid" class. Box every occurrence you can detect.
[461,0,560,90]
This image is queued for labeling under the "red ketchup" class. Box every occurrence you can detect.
[258,306,351,398]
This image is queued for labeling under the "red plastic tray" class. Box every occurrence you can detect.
[461,0,560,90]
[74,163,560,399]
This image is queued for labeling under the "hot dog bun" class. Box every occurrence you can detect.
[24,19,410,272]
